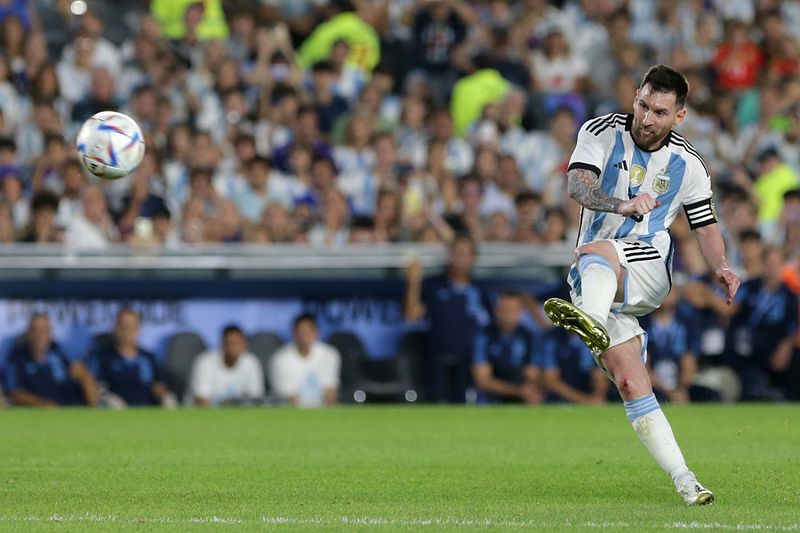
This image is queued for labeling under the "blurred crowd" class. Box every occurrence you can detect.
[0,0,796,254]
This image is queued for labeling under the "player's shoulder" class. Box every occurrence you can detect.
[666,130,710,176]
[580,112,629,137]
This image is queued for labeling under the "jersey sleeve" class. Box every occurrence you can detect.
[568,119,608,177]
[680,158,717,230]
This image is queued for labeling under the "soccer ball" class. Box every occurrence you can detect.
[76,111,145,180]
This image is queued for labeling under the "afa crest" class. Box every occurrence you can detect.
[653,173,671,194]
[629,165,645,187]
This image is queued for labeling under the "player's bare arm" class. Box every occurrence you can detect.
[567,168,623,213]
[567,168,660,217]
[695,223,741,305]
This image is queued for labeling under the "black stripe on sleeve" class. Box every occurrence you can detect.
[683,198,718,230]
[567,162,601,176]
[594,118,627,136]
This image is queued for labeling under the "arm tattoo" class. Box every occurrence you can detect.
[567,168,623,214]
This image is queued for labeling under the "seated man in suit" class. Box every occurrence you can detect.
[89,308,176,407]
[6,313,99,406]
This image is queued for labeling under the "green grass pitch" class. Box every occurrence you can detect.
[0,405,798,531]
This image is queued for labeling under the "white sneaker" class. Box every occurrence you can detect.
[676,474,715,506]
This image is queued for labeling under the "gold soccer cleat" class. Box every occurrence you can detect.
[544,298,611,356]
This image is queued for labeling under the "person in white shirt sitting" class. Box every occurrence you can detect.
[270,314,341,407]
[65,185,119,250]
[186,325,264,406]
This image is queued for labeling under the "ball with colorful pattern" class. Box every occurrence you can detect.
[76,111,145,180]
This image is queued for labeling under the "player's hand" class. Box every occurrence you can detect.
[617,193,660,218]
[714,265,740,305]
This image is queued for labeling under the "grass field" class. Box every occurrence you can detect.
[0,405,798,532]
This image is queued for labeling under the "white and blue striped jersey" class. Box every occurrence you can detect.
[568,113,717,261]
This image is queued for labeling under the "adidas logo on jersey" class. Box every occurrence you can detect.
[613,160,629,170]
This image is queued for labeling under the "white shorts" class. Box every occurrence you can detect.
[567,239,671,359]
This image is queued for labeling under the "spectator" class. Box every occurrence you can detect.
[297,0,380,73]
[307,188,350,245]
[512,106,577,205]
[753,148,800,240]
[18,190,62,244]
[270,313,341,407]
[186,325,264,406]
[472,292,543,404]
[711,19,763,92]
[530,25,590,96]
[65,185,119,250]
[449,58,510,137]
[409,0,474,105]
[5,313,99,406]
[0,167,28,230]
[404,234,492,403]
[539,327,609,405]
[55,158,86,228]
[512,191,543,243]
[311,60,350,135]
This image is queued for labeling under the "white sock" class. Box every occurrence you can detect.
[577,253,617,326]
[624,393,691,486]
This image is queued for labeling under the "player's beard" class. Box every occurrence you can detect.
[632,121,670,150]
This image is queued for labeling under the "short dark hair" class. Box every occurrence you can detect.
[312,60,334,74]
[515,191,542,205]
[497,290,523,300]
[293,313,317,329]
[783,187,800,201]
[640,64,689,109]
[246,155,271,171]
[739,228,762,243]
[31,191,60,212]
[116,307,142,323]
[222,324,244,338]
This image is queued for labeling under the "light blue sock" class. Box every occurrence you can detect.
[623,392,659,422]
[624,393,690,483]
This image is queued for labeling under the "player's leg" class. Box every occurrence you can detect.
[544,240,626,354]
[572,240,627,323]
[602,320,714,506]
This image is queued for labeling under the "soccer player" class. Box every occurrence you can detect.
[543,65,740,505]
